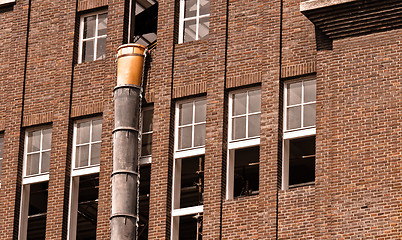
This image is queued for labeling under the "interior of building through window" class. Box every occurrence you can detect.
[179,213,203,240]
[289,136,315,187]
[132,0,158,47]
[234,146,259,197]
[138,165,151,240]
[180,155,204,208]
[76,173,99,239]
[141,108,153,157]
[27,181,48,240]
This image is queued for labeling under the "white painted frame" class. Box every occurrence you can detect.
[0,0,15,5]
[172,98,206,240]
[78,10,108,63]
[23,127,52,185]
[140,106,154,165]
[178,0,210,43]
[282,79,316,190]
[226,88,261,200]
[71,117,102,174]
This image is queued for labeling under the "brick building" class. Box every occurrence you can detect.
[0,0,401,239]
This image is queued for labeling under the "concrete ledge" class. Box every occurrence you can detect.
[300,0,356,12]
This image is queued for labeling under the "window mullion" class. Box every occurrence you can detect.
[94,14,99,61]
[192,101,195,148]
[196,0,200,40]
[38,130,43,173]
[88,121,93,166]
[301,81,305,128]
[245,91,249,138]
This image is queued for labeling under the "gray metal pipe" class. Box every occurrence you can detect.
[112,44,146,240]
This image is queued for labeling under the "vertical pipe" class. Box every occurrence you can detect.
[111,44,146,240]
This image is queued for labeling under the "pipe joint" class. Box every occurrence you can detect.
[110,214,138,220]
[112,126,139,134]
[111,170,139,177]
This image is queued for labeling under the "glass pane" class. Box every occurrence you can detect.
[199,0,210,15]
[83,40,94,62]
[96,37,106,60]
[248,114,260,138]
[84,15,96,38]
[287,106,301,130]
[303,103,316,127]
[42,128,52,150]
[77,121,90,144]
[90,143,101,165]
[27,153,40,176]
[304,80,316,103]
[183,19,197,42]
[92,120,102,142]
[184,0,197,18]
[97,13,107,36]
[41,151,50,173]
[194,100,206,123]
[232,116,246,140]
[198,16,209,40]
[27,130,41,153]
[76,145,89,168]
[233,92,247,116]
[178,126,192,149]
[179,102,193,125]
[248,90,261,113]
[142,108,154,132]
[194,124,205,147]
[287,82,302,106]
[141,133,152,156]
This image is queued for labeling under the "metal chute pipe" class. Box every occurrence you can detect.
[112,44,146,240]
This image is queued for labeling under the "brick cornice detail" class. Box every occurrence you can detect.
[145,91,155,103]
[173,81,207,99]
[226,72,262,89]
[71,102,103,118]
[78,0,108,12]
[23,112,53,127]
[281,61,316,79]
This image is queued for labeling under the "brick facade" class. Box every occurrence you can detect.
[0,0,401,239]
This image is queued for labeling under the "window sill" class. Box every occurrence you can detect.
[288,181,315,189]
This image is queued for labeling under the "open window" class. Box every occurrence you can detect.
[128,0,158,47]
[282,77,316,189]
[19,126,52,239]
[140,107,153,165]
[227,88,261,199]
[68,118,102,239]
[78,11,108,63]
[178,0,210,43]
[172,98,206,240]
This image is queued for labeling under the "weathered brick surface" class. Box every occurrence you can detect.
[0,0,401,239]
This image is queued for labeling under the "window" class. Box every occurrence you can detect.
[69,118,102,239]
[23,127,52,183]
[282,78,316,189]
[179,0,210,43]
[172,98,206,240]
[227,88,261,199]
[72,118,102,173]
[20,127,52,239]
[0,0,15,6]
[0,134,3,184]
[19,182,49,240]
[140,107,153,164]
[79,11,107,63]
[130,0,158,47]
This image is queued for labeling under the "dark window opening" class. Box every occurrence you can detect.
[76,174,99,240]
[234,146,259,197]
[178,213,203,240]
[131,0,158,47]
[180,156,204,209]
[289,136,315,187]
[138,165,150,240]
[27,182,48,240]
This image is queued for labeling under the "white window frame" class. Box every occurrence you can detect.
[68,118,101,239]
[71,117,102,176]
[0,0,15,6]
[23,127,52,185]
[227,87,261,200]
[78,10,108,63]
[171,98,206,240]
[178,0,210,43]
[140,106,153,165]
[282,79,316,190]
